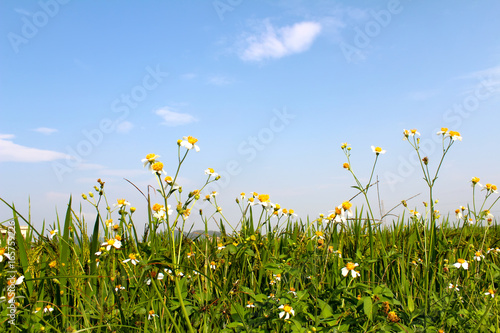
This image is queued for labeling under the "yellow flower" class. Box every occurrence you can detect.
[485,289,496,298]
[343,162,350,170]
[278,304,295,320]
[148,310,158,320]
[453,258,468,270]
[404,128,420,138]
[258,194,270,202]
[123,253,139,265]
[114,199,130,208]
[102,238,122,251]
[204,168,218,177]
[49,261,57,268]
[436,128,448,135]
[371,146,386,155]
[387,311,400,323]
[341,262,360,278]
[446,130,462,141]
[473,251,484,261]
[151,161,165,175]
[180,136,200,152]
[0,248,10,262]
[141,154,160,169]
[313,230,324,240]
[49,229,58,240]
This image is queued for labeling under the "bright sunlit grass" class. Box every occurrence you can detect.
[1,129,499,332]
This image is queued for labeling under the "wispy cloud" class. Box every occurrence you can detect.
[181,73,197,80]
[33,127,58,135]
[458,65,500,96]
[239,20,322,62]
[0,134,70,162]
[208,75,233,86]
[116,121,134,133]
[154,107,198,126]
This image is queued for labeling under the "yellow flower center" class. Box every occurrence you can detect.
[117,199,126,205]
[0,248,4,255]
[457,258,465,264]
[315,231,323,238]
[107,239,116,246]
[115,235,122,241]
[335,207,342,215]
[283,304,292,313]
[210,261,216,266]
[472,177,480,184]
[49,261,57,268]
[455,209,460,214]
[290,287,295,292]
[486,183,492,189]
[207,168,214,173]
[275,273,281,278]
[411,129,417,134]
[151,162,163,172]
[164,176,173,183]
[488,289,495,294]
[129,253,137,260]
[342,201,352,210]
[149,310,155,315]
[441,127,448,132]
[374,147,382,153]
[346,262,356,270]
[449,130,460,137]
[475,251,482,256]
[145,153,156,161]
[492,185,498,191]
[248,197,254,202]
[152,203,163,212]
[258,194,270,202]
[187,136,198,144]
[282,208,288,214]
[289,209,294,214]
[343,163,350,169]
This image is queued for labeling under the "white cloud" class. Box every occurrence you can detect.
[116,121,134,133]
[33,127,58,135]
[0,135,71,163]
[240,20,322,62]
[155,107,198,126]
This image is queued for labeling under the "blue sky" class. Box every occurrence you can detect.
[1,0,500,234]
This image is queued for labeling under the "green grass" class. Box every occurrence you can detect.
[1,132,499,332]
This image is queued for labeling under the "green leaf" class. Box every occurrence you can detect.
[363,296,373,321]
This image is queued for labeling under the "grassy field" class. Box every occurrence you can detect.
[1,131,499,332]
